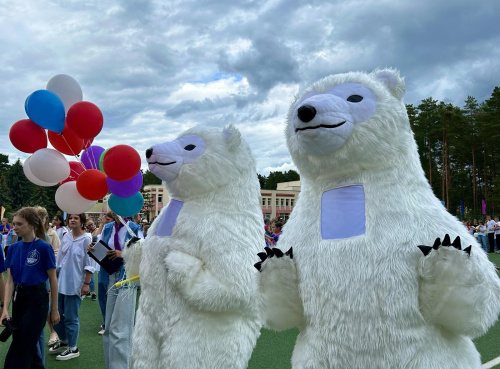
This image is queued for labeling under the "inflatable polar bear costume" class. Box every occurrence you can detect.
[124,125,264,369]
[255,69,500,368]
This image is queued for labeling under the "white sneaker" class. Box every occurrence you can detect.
[98,329,105,335]
[56,347,80,361]
[48,342,68,354]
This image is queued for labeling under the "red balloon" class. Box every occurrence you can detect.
[67,101,103,139]
[59,161,86,185]
[48,119,84,156]
[76,169,108,200]
[102,145,141,182]
[83,138,94,150]
[9,119,47,153]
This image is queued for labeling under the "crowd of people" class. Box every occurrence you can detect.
[0,208,145,368]
[264,217,286,246]
[463,215,500,253]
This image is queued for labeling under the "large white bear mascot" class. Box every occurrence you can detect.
[255,69,500,368]
[124,125,263,369]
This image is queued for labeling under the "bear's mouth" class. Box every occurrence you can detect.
[148,161,176,166]
[295,121,346,133]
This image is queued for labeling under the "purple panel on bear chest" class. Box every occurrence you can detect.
[321,185,365,240]
[155,199,184,237]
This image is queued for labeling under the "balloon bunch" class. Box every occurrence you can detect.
[9,74,144,217]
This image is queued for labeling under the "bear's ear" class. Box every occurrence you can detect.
[223,124,241,151]
[373,68,405,100]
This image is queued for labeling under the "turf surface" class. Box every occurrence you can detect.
[1,255,500,368]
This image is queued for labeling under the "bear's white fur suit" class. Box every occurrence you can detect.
[258,69,500,368]
[124,125,264,369]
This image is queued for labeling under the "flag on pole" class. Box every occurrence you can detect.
[460,200,464,216]
[482,199,487,215]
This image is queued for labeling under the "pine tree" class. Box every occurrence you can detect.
[6,159,34,210]
[0,174,12,209]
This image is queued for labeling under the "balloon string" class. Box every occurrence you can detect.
[82,140,99,169]
[61,134,87,170]
[88,141,99,169]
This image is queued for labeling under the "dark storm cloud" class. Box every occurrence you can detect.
[218,37,300,92]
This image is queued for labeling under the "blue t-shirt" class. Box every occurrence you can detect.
[5,238,56,285]
[0,249,5,273]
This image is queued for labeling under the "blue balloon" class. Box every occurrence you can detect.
[108,192,144,217]
[25,90,65,133]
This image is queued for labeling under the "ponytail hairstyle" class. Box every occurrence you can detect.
[14,207,46,240]
[33,206,50,232]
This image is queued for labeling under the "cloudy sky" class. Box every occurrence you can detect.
[1,0,499,175]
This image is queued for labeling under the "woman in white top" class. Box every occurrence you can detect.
[477,220,488,252]
[49,213,94,361]
[52,214,69,242]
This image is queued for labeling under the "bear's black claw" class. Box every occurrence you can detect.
[417,245,433,256]
[285,247,293,259]
[257,252,267,261]
[432,238,441,250]
[273,248,284,257]
[265,247,274,258]
[126,236,141,248]
[464,245,472,256]
[442,234,451,246]
[452,236,461,250]
[254,262,262,271]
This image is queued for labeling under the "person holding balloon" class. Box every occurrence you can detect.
[94,212,143,369]
[1,207,59,369]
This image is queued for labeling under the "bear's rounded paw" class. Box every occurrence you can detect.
[254,247,293,271]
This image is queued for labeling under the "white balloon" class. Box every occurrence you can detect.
[46,74,83,113]
[23,156,58,187]
[30,148,70,183]
[55,181,96,214]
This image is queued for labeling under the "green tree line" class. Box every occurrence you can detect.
[258,170,300,190]
[408,86,500,218]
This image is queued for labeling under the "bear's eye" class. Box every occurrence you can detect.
[347,95,363,103]
[184,144,196,151]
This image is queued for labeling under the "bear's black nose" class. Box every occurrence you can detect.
[145,148,153,159]
[297,105,316,123]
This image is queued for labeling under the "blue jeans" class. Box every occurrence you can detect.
[478,235,489,252]
[102,268,137,369]
[89,273,96,292]
[98,271,108,328]
[53,294,82,348]
[36,327,45,365]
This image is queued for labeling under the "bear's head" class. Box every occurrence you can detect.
[286,69,418,180]
[146,125,256,197]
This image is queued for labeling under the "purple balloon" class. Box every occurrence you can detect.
[107,171,143,198]
[81,146,105,169]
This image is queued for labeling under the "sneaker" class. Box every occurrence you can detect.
[56,347,80,361]
[49,342,68,354]
[91,293,97,301]
[98,328,105,335]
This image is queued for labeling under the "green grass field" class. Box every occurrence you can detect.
[1,255,500,368]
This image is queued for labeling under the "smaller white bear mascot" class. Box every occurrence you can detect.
[255,69,500,368]
[124,125,264,369]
